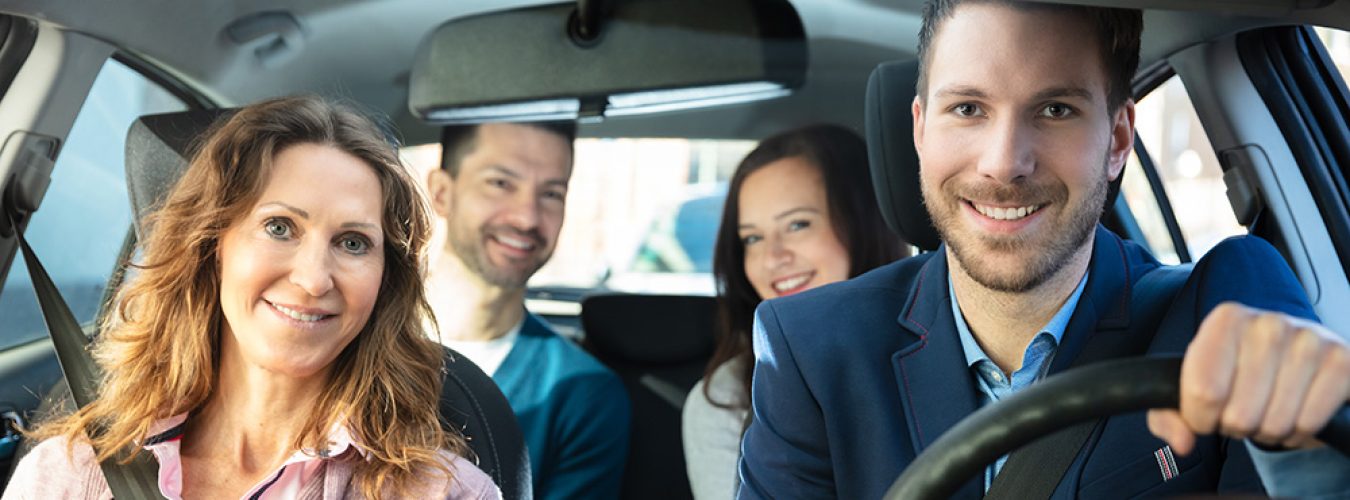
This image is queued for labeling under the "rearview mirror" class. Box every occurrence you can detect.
[408,0,807,124]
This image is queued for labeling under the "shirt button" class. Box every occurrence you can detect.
[991,372,1004,382]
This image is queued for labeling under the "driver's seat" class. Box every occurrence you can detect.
[123,108,532,500]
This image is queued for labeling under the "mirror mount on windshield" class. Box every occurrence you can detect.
[409,0,807,125]
[569,0,615,46]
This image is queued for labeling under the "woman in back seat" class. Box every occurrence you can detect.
[4,96,498,499]
[682,124,908,499]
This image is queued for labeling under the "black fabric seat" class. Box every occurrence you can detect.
[124,109,532,500]
[580,293,716,500]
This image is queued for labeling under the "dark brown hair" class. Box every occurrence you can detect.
[915,0,1142,112]
[702,124,909,416]
[440,121,578,177]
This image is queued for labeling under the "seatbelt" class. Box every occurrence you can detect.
[984,263,1194,500]
[15,228,161,499]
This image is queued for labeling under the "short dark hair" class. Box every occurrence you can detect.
[439,121,579,177]
[703,124,911,415]
[915,0,1142,112]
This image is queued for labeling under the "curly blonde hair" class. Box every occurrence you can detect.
[34,95,466,496]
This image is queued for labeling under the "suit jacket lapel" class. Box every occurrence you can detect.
[892,250,983,500]
[1050,226,1135,374]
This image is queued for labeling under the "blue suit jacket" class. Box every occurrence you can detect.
[494,312,631,500]
[739,226,1319,499]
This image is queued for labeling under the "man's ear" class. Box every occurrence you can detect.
[426,168,454,217]
[912,96,925,158]
[1107,99,1136,182]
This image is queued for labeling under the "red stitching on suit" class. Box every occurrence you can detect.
[898,359,925,445]
[1114,234,1131,316]
[900,258,932,445]
[904,259,933,338]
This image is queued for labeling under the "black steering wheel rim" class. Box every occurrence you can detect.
[883,356,1350,500]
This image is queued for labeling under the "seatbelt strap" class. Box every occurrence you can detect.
[16,229,161,499]
[984,263,1194,500]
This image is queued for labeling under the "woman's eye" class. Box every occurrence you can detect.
[340,236,371,255]
[741,234,762,246]
[787,220,811,232]
[1040,103,1075,119]
[264,219,292,239]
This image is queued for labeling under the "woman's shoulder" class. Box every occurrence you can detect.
[682,358,749,423]
[404,450,502,500]
[3,436,110,499]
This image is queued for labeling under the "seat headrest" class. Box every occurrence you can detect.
[580,294,716,365]
[124,109,233,240]
[865,59,940,251]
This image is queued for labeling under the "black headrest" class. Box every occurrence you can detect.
[124,109,233,240]
[865,59,940,251]
[581,294,716,364]
[865,59,1125,252]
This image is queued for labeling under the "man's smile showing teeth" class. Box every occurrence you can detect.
[493,235,535,251]
[269,301,330,322]
[971,202,1041,221]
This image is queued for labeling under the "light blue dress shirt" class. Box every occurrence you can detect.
[949,271,1088,491]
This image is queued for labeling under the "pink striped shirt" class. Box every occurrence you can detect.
[2,414,500,500]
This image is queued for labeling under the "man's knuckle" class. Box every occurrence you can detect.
[1220,411,1257,436]
[1250,313,1289,342]
[1183,382,1226,407]
[1257,419,1293,442]
[1289,327,1324,357]
[1292,417,1322,438]
[1326,344,1350,375]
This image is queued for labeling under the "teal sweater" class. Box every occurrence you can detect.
[493,313,631,499]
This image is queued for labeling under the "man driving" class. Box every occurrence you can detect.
[737,1,1350,498]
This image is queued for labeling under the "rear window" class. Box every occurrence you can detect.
[402,138,754,296]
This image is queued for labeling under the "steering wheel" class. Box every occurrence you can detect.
[883,356,1350,500]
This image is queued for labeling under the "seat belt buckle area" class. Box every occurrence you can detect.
[0,409,26,460]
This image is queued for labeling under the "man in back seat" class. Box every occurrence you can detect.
[424,122,630,500]
[738,1,1350,498]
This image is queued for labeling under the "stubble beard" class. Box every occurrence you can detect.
[446,219,549,290]
[923,163,1108,293]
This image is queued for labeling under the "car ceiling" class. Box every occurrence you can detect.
[1,0,1349,145]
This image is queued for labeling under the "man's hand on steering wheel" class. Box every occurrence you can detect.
[1148,301,1350,454]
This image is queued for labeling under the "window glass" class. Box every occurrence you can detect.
[403,138,755,296]
[1315,27,1350,82]
[1123,73,1246,264]
[0,59,187,351]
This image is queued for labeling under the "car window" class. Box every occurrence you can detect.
[1122,73,1246,265]
[404,138,754,295]
[0,59,187,351]
[1315,27,1350,80]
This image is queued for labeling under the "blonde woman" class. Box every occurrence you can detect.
[3,96,498,499]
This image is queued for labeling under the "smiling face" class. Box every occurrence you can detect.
[431,123,571,290]
[913,3,1135,292]
[738,156,851,300]
[216,143,385,379]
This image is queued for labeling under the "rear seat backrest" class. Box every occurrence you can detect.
[580,293,717,500]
